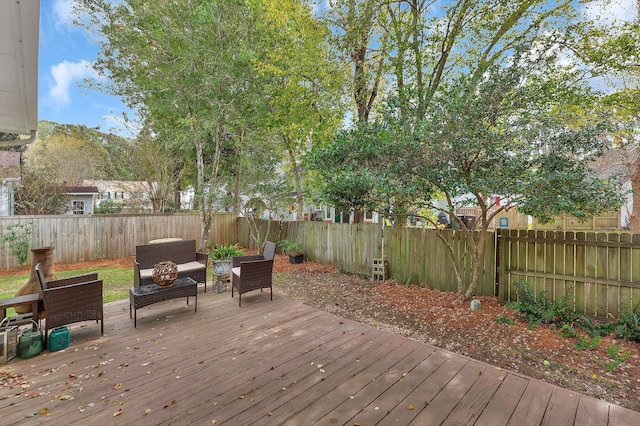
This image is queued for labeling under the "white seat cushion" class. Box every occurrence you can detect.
[140,261,205,280]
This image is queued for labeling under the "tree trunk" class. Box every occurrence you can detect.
[233,139,242,215]
[287,148,304,220]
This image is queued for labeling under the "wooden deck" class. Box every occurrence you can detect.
[2,286,639,425]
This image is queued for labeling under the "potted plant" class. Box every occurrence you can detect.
[208,243,244,275]
[278,239,304,264]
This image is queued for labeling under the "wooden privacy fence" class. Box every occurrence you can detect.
[4,214,633,317]
[498,230,640,318]
[238,219,496,296]
[0,213,237,269]
[239,219,640,317]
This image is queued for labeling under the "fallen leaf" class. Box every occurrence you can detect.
[113,409,122,416]
[112,383,123,390]
[407,404,414,410]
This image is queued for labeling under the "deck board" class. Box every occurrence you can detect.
[1,287,638,425]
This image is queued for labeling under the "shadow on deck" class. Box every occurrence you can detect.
[1,285,638,425]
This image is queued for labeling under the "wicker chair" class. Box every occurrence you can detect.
[231,241,276,307]
[35,263,104,349]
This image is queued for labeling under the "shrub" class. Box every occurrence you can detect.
[1,221,33,267]
[96,199,124,214]
[208,244,244,261]
[612,304,640,343]
[277,239,302,256]
[508,279,578,329]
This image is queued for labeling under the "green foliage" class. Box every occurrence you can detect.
[95,199,124,214]
[277,239,302,256]
[208,244,244,261]
[595,343,632,372]
[508,280,640,354]
[28,122,116,184]
[559,324,602,350]
[1,221,33,267]
[494,316,515,325]
[612,304,640,343]
[508,279,582,330]
[574,335,601,351]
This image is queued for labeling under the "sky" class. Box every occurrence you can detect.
[38,0,133,136]
[37,0,636,139]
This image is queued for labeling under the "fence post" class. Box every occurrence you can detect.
[496,229,505,303]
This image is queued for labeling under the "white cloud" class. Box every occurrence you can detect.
[48,60,98,107]
[583,0,636,26]
[52,0,76,28]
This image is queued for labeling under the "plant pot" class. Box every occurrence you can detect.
[288,254,304,264]
[213,260,232,275]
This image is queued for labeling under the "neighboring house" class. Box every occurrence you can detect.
[589,144,637,229]
[84,179,151,211]
[65,186,99,215]
[0,151,20,216]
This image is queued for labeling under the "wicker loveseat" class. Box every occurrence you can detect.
[231,241,276,306]
[134,239,208,290]
[35,263,104,349]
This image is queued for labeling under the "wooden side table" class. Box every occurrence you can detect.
[0,294,40,327]
[214,273,230,293]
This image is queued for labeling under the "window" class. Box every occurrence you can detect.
[101,192,110,199]
[72,200,85,215]
[115,191,124,199]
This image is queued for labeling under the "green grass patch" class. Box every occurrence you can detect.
[1,266,219,316]
[0,267,136,317]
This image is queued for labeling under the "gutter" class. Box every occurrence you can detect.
[0,130,37,147]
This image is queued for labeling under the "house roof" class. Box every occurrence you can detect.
[65,185,99,195]
[83,179,149,193]
[0,151,21,179]
[0,0,40,137]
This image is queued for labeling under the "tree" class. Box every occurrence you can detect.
[323,0,387,123]
[132,126,183,213]
[573,13,640,232]
[239,137,295,250]
[24,122,113,185]
[253,0,347,220]
[310,41,625,301]
[73,0,261,251]
[14,167,69,215]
